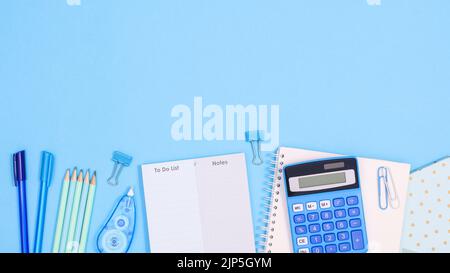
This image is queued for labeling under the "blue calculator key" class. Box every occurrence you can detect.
[350,219,362,228]
[351,230,365,250]
[333,198,345,207]
[325,244,338,253]
[334,209,346,218]
[309,224,321,233]
[311,246,324,253]
[307,212,319,222]
[310,235,322,244]
[295,225,307,235]
[337,231,349,241]
[322,222,334,232]
[336,220,348,230]
[339,243,351,252]
[324,233,336,243]
[294,214,306,224]
[348,207,360,217]
[346,196,359,206]
[320,210,333,220]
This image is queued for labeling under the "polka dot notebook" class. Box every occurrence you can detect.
[401,156,449,253]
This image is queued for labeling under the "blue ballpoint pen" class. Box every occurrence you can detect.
[34,151,54,253]
[13,150,29,253]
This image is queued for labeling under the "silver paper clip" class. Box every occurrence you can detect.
[377,166,399,210]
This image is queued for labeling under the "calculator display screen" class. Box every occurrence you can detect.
[298,172,346,189]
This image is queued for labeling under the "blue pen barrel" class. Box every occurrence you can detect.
[18,181,29,253]
[34,185,48,253]
[34,151,54,253]
[13,150,29,253]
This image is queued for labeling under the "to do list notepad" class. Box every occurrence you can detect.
[141,153,255,253]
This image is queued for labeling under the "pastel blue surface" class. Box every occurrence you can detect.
[1,1,449,253]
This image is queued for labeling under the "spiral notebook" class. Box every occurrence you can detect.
[258,147,411,253]
[141,153,255,253]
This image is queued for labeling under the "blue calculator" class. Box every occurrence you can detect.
[284,157,368,253]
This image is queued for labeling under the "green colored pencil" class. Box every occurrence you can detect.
[60,168,78,252]
[65,170,84,253]
[78,172,97,253]
[52,169,71,253]
[73,170,90,247]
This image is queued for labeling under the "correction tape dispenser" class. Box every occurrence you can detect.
[97,187,136,253]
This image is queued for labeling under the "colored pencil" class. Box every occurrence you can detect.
[65,170,84,253]
[59,168,78,253]
[52,169,72,253]
[78,172,97,253]
[73,170,90,249]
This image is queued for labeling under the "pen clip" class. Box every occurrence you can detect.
[13,150,26,187]
[40,151,55,188]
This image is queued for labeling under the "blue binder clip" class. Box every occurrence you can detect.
[245,130,265,166]
[107,151,133,186]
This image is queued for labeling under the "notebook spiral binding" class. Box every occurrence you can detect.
[256,149,284,253]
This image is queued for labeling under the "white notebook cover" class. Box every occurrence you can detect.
[141,153,255,253]
[263,147,410,253]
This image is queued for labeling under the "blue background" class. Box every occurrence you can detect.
[0,0,449,253]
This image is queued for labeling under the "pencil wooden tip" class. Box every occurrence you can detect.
[91,172,96,185]
[77,170,84,182]
[84,170,90,183]
[64,169,70,182]
[71,168,78,182]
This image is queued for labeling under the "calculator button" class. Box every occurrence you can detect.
[295,225,307,235]
[346,196,359,206]
[306,202,318,211]
[324,233,336,243]
[334,209,346,219]
[349,219,362,228]
[348,207,360,217]
[336,220,348,230]
[294,214,306,224]
[339,243,351,252]
[293,204,304,212]
[337,231,349,241]
[319,200,331,209]
[307,212,319,222]
[298,248,310,253]
[297,237,308,246]
[309,224,321,233]
[325,244,338,253]
[311,246,324,253]
[310,235,322,244]
[351,230,365,250]
[333,198,345,207]
[320,210,333,220]
[322,222,334,232]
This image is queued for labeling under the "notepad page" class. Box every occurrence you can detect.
[142,160,204,253]
[195,154,255,253]
[141,153,254,253]
[265,147,410,253]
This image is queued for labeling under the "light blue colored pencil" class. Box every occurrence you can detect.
[59,168,78,253]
